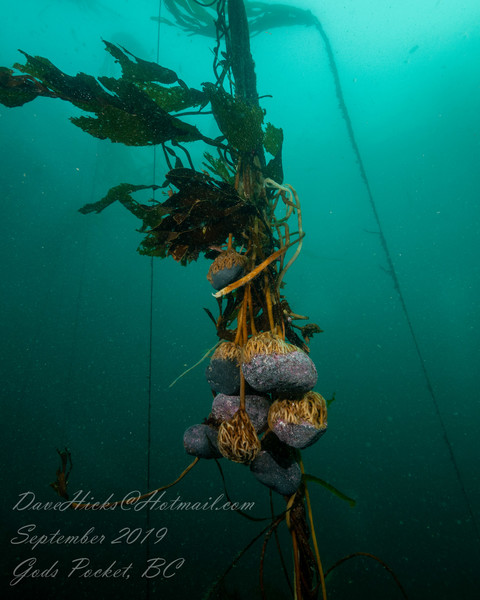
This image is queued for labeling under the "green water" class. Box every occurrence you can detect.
[1,1,479,598]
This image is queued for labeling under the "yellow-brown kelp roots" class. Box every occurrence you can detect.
[268,391,328,449]
[211,341,242,363]
[217,408,261,463]
[243,331,296,363]
[207,249,247,291]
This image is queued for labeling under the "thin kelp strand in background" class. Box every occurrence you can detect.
[324,552,409,599]
[313,13,480,554]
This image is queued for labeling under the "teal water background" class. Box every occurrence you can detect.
[1,1,480,598]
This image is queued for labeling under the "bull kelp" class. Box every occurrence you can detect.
[0,1,409,598]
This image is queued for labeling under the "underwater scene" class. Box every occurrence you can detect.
[1,1,479,598]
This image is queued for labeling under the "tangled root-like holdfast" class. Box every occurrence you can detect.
[213,178,304,299]
[264,178,304,290]
[212,237,303,298]
[217,291,262,464]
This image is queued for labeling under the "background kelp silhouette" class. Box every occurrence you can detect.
[2,1,479,599]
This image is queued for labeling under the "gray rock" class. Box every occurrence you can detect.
[211,394,270,432]
[250,448,301,496]
[242,350,317,395]
[271,420,327,449]
[205,358,240,395]
[183,424,222,459]
[210,264,244,291]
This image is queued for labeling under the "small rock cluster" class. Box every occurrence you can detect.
[183,253,327,496]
